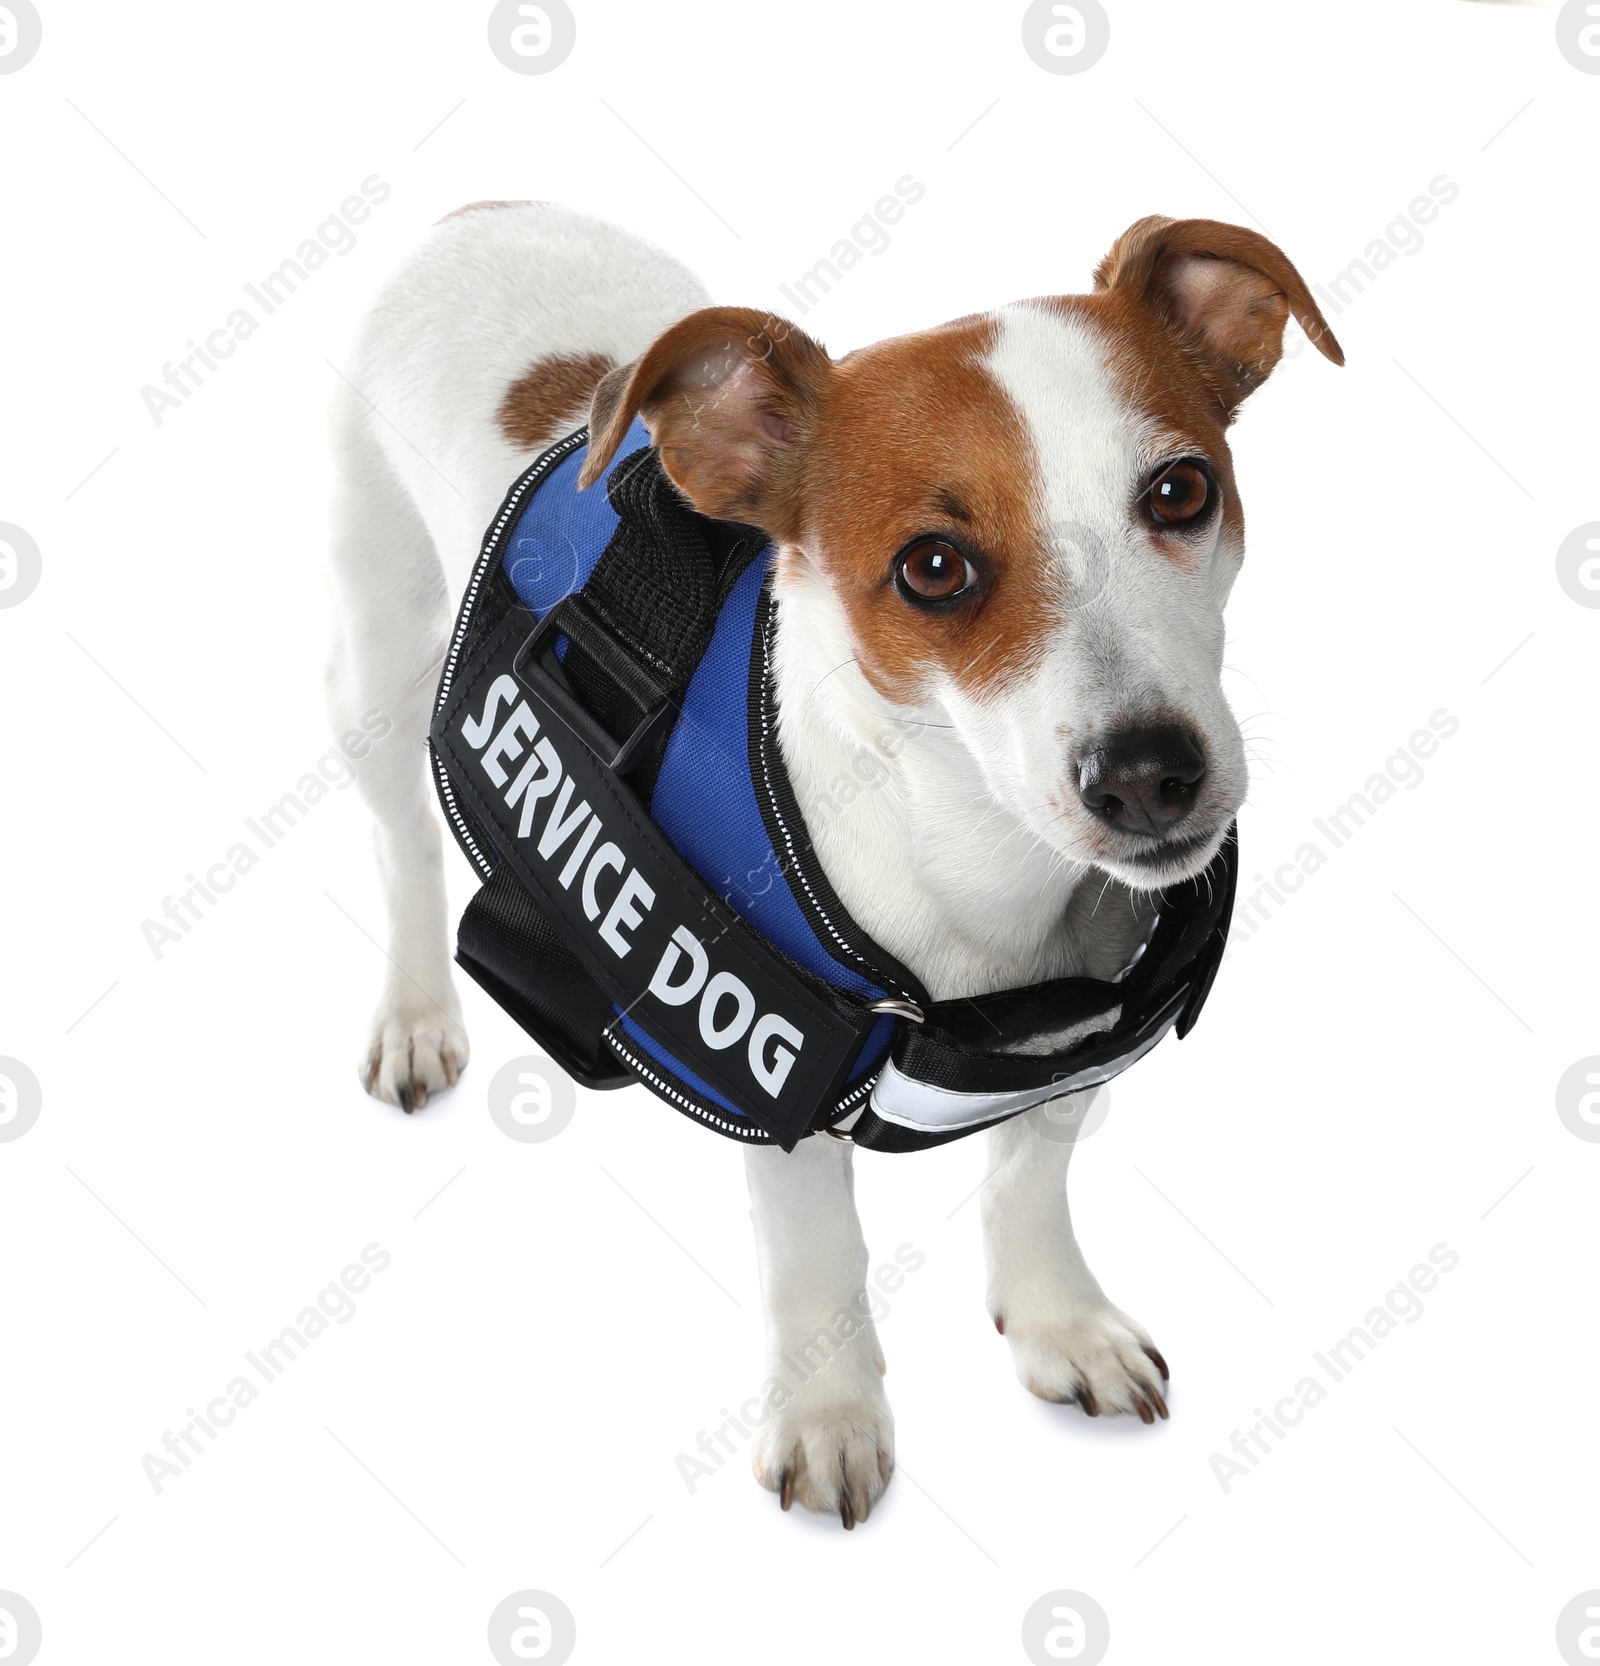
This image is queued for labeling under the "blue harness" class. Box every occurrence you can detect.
[430,424,1237,1151]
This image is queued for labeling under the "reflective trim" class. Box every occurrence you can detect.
[867,1018,1179,1135]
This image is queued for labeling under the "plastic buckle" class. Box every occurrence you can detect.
[511,605,674,774]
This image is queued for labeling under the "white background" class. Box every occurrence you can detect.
[2,1,1596,1661]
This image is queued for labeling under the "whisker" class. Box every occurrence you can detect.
[810,656,860,695]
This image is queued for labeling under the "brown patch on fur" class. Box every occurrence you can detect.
[498,351,618,452]
[1068,217,1343,564]
[578,306,1057,704]
[793,318,1056,703]
[437,200,542,223]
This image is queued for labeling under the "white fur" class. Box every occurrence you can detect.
[976,303,1246,890]
[326,205,709,1107]
[328,207,1217,1518]
[981,1094,1166,1418]
[744,1137,893,1521]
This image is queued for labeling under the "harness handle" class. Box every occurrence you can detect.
[511,602,677,774]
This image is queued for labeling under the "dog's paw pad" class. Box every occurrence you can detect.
[996,1303,1170,1421]
[360,1005,469,1112]
[751,1379,894,1526]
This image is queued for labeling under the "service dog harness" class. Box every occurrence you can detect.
[430,423,1238,1153]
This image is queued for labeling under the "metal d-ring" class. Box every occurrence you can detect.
[818,1000,925,1143]
[869,997,925,1024]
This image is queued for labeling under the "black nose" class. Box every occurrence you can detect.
[1077,725,1207,836]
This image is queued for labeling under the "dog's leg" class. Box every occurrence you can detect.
[326,410,467,1111]
[982,1094,1169,1421]
[744,1137,893,1526]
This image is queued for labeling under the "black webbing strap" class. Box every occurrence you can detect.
[457,865,634,1090]
[845,827,1239,1152]
[893,826,1236,1093]
[543,448,764,778]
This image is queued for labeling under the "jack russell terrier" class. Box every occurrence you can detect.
[325,202,1341,1527]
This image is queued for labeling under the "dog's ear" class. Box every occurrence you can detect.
[1094,217,1343,415]
[579,306,830,535]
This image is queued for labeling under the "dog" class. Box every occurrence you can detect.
[325,201,1341,1526]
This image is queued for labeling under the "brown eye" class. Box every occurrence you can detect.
[895,539,973,605]
[1149,461,1214,525]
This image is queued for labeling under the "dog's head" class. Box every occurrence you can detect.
[580,217,1342,890]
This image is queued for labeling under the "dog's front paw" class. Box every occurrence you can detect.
[359,997,469,1113]
[750,1361,894,1528]
[995,1300,1169,1423]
